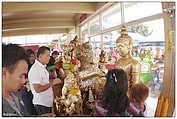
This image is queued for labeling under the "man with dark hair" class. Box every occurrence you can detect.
[28,46,61,115]
[2,44,55,117]
[36,46,50,58]
[2,44,29,116]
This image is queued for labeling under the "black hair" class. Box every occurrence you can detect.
[26,49,35,69]
[37,46,50,58]
[26,49,35,57]
[2,44,28,73]
[52,51,59,56]
[102,68,130,116]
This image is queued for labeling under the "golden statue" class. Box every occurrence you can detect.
[77,42,106,114]
[55,37,106,116]
[116,26,140,88]
[54,37,83,116]
[99,50,107,63]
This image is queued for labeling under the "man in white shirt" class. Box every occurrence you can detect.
[28,46,61,115]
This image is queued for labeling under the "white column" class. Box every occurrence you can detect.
[99,13,103,50]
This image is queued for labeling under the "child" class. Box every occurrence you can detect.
[126,83,149,116]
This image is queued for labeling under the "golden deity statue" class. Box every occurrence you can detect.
[55,36,106,116]
[54,37,83,116]
[77,41,106,114]
[116,26,140,88]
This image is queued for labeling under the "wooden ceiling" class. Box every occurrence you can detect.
[2,2,107,37]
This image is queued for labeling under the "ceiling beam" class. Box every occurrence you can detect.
[3,18,73,24]
[3,2,96,14]
[3,21,75,30]
[94,2,107,10]
[3,28,68,37]
[3,12,75,20]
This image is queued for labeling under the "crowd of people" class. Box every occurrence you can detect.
[2,43,149,117]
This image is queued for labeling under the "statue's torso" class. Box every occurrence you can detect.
[116,57,140,87]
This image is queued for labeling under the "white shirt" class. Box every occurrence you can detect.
[28,60,53,107]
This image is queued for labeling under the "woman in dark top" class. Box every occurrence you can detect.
[94,68,130,116]
[26,49,36,71]
[47,51,59,79]
[20,49,36,115]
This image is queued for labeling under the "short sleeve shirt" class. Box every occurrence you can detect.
[28,60,53,107]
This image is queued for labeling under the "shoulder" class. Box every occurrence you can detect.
[94,100,107,116]
[28,64,43,80]
[131,58,140,70]
[29,63,42,73]
[131,58,140,65]
[115,58,124,64]
[2,98,11,111]
[125,101,144,117]
[2,98,20,117]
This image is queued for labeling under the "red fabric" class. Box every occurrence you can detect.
[105,64,118,70]
[70,59,78,65]
[23,45,39,51]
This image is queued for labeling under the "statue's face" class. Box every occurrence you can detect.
[82,43,92,54]
[117,40,131,57]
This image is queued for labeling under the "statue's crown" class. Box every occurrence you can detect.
[116,25,133,45]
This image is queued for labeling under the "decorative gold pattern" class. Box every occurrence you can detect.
[167,30,175,52]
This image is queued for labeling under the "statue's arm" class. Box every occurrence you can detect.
[131,62,140,86]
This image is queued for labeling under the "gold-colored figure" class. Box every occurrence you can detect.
[54,36,82,116]
[77,42,106,114]
[116,26,140,88]
[78,42,105,83]
[59,69,82,116]
[55,37,105,116]
[99,50,107,63]
[78,42,94,71]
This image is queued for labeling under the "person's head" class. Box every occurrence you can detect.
[37,46,50,65]
[128,83,149,104]
[26,49,35,65]
[102,68,129,115]
[116,26,133,57]
[52,51,59,59]
[2,44,28,92]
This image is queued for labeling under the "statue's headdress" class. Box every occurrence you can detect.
[116,25,133,46]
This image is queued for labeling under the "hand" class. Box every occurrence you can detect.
[59,68,66,79]
[39,113,56,117]
[52,78,62,86]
